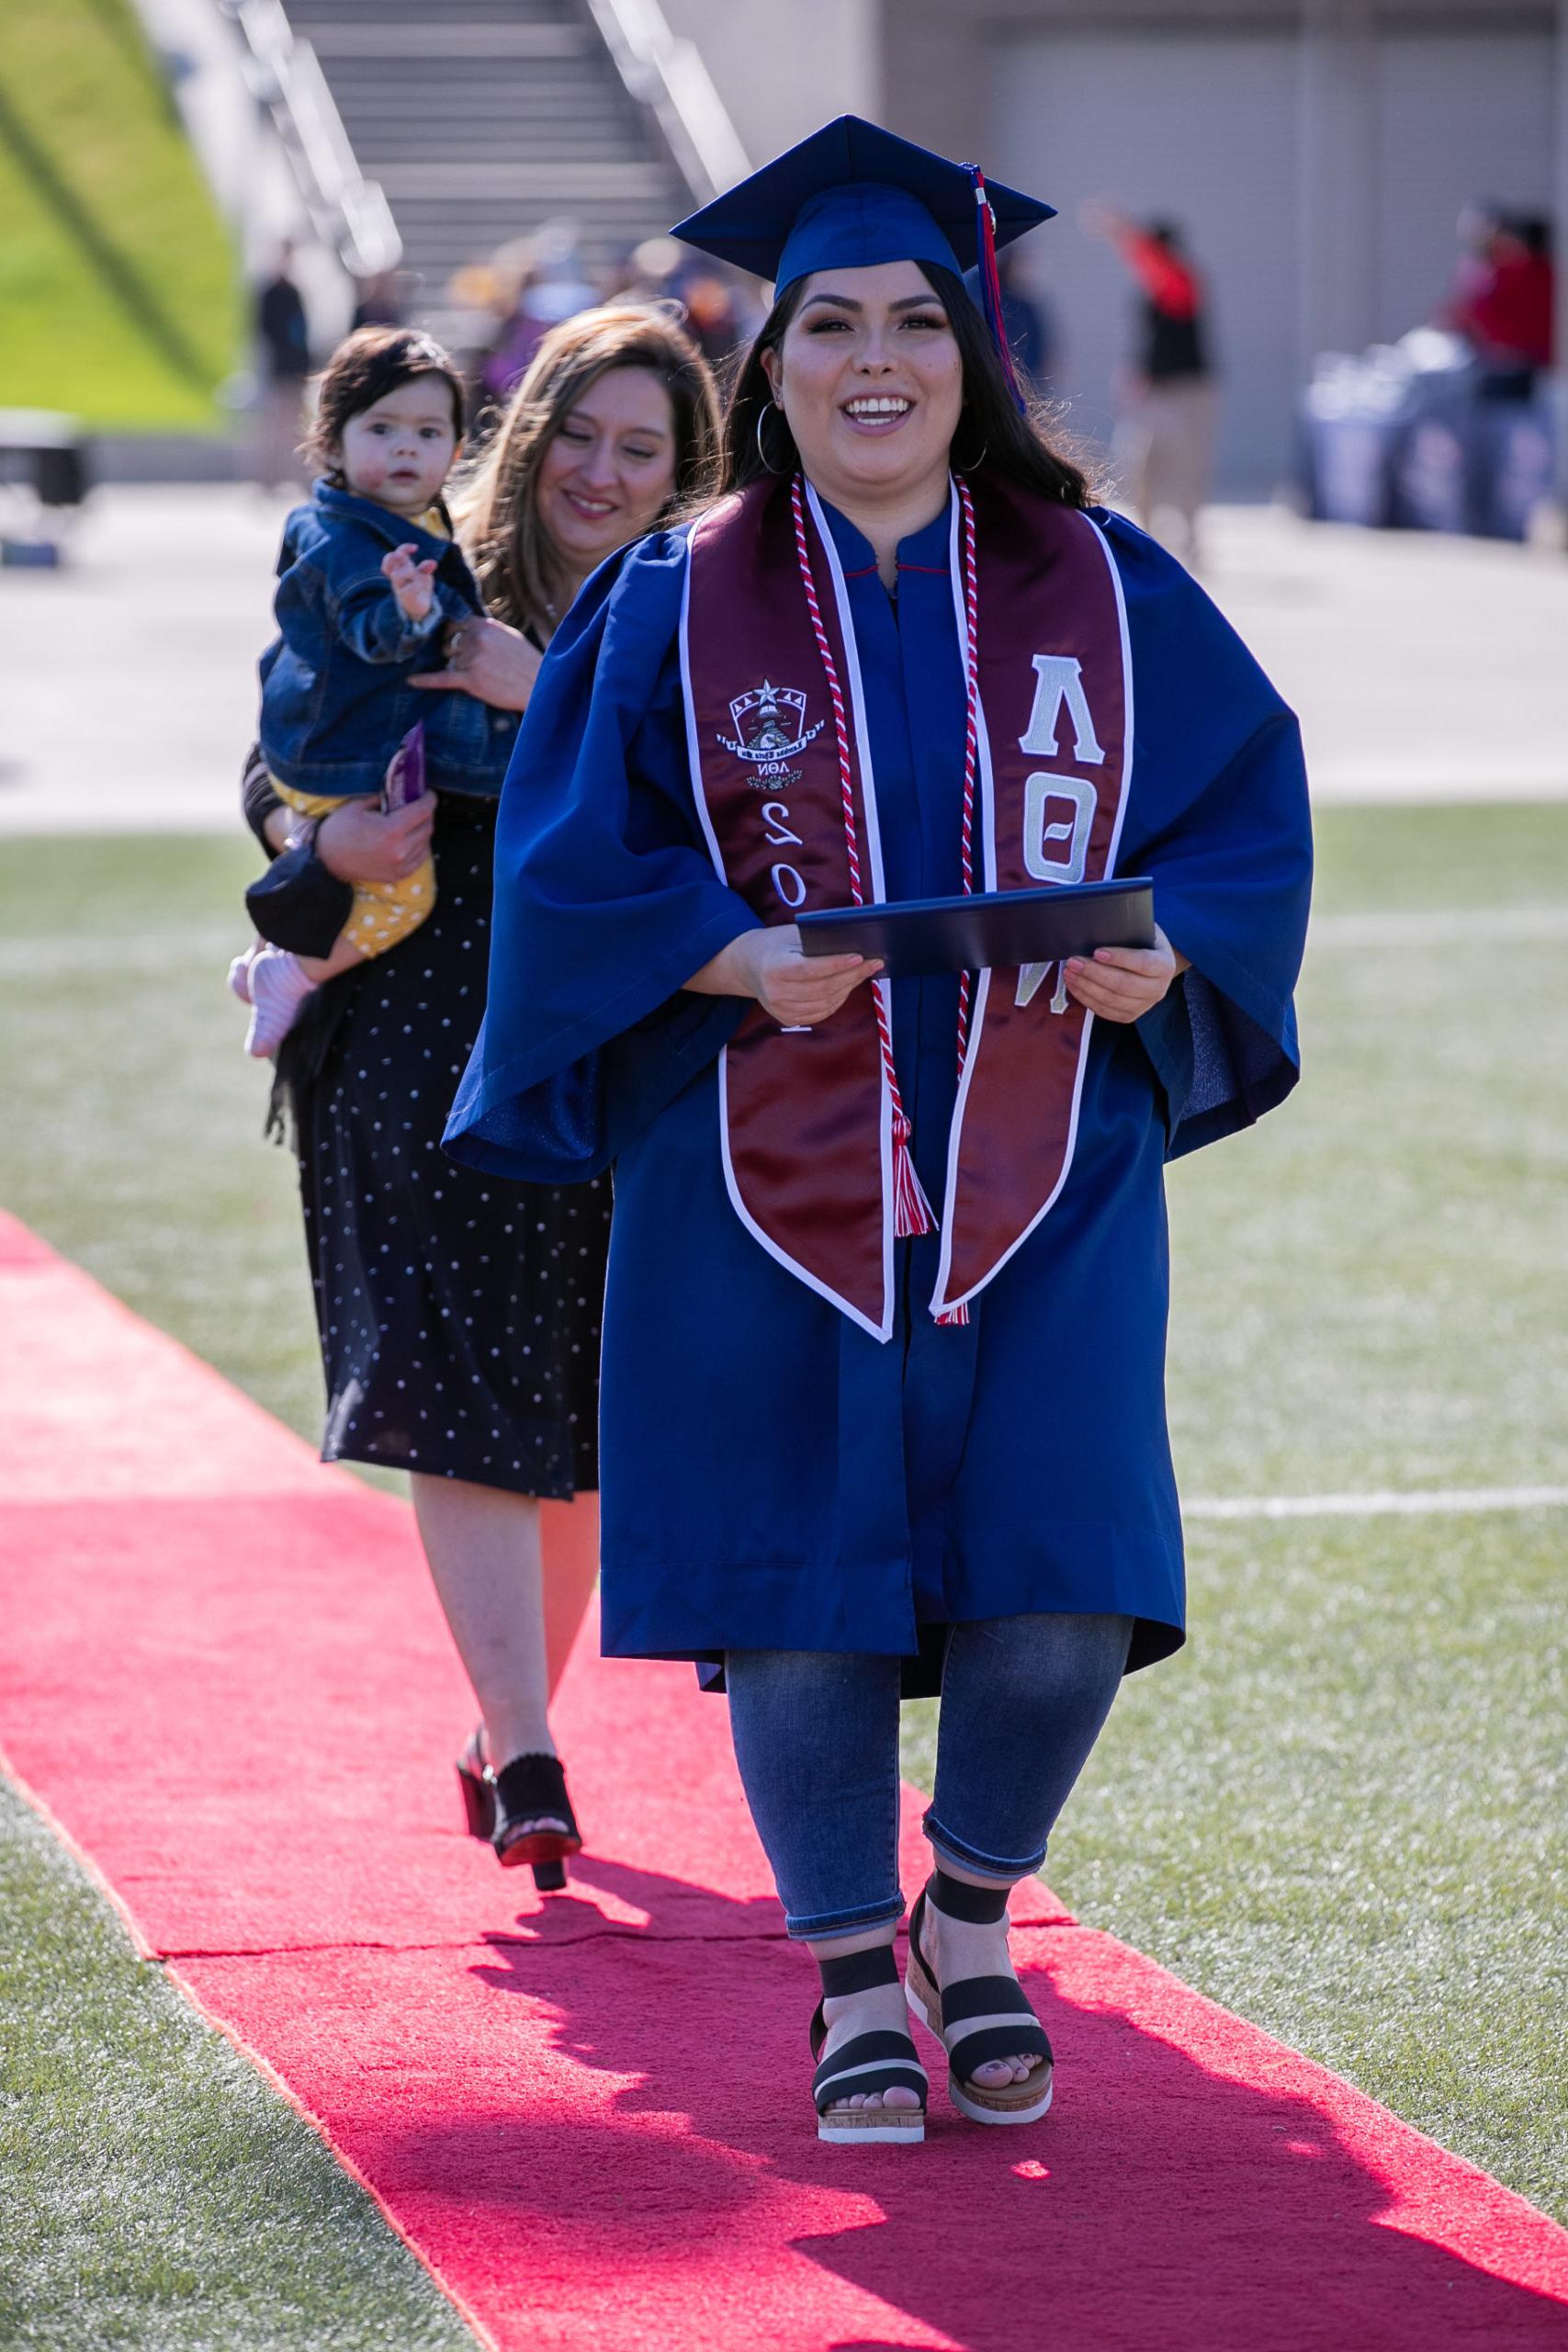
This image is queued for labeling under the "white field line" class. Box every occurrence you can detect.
[1186,1485,1568,1521]
[3,906,1565,980]
[0,930,239,977]
[1310,905,1568,948]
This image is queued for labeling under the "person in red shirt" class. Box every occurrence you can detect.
[1082,202,1217,566]
[1445,207,1555,400]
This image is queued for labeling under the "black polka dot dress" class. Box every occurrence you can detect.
[287,793,607,1496]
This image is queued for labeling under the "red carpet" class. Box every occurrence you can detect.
[3,1205,1566,2350]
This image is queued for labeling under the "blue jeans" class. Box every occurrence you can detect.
[726,1612,1133,1939]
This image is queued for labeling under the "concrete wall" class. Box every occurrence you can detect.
[655,0,880,164]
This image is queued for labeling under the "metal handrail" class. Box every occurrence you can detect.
[580,0,748,206]
[223,0,400,274]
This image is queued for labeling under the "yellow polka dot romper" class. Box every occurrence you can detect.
[271,782,436,959]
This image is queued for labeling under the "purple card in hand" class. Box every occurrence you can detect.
[382,720,427,811]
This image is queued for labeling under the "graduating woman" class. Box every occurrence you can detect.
[447,120,1311,2141]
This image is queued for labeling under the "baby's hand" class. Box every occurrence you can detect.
[383,543,438,623]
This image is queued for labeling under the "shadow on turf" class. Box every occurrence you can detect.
[385,1854,1568,2352]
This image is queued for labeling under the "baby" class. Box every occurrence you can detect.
[233,325,487,1055]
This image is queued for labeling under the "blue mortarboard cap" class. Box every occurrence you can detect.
[671,115,1055,293]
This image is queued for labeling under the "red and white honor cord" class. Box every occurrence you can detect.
[790,473,933,1239]
[789,473,987,1305]
[936,475,983,1325]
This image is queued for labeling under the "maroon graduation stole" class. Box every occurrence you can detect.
[680,469,1132,1341]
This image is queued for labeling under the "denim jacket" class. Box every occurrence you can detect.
[258,481,521,797]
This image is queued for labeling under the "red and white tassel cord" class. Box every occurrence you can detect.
[933,477,983,1325]
[790,475,933,1238]
[791,474,987,1318]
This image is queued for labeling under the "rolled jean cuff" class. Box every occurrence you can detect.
[784,1891,907,1942]
[922,1807,1046,1883]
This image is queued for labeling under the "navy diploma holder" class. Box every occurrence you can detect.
[796,876,1156,978]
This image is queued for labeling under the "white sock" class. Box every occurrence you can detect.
[243,946,319,1058]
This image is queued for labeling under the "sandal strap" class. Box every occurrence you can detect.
[940,1973,1039,2029]
[908,1887,942,1981]
[812,2028,928,2113]
[492,1751,577,1839]
[818,1943,899,1999]
[946,2020,1053,2083]
[929,1868,1010,1924]
[912,1887,1052,2081]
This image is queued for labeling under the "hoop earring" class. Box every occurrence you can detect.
[755,399,791,474]
[951,422,989,475]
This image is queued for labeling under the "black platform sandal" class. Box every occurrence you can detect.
[809,1943,928,2145]
[456,1729,581,1892]
[905,1870,1053,2126]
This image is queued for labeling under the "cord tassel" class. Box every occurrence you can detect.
[935,1299,970,1328]
[891,1112,934,1238]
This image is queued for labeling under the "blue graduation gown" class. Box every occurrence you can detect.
[446,502,1312,1681]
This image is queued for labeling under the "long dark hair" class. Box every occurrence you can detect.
[722,264,1092,505]
[449,306,720,635]
[304,325,467,480]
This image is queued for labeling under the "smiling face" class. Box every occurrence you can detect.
[336,376,461,514]
[534,366,679,585]
[761,260,964,513]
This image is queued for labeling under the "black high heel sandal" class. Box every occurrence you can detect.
[904,1870,1053,2126]
[456,1729,581,1892]
[809,1943,928,2145]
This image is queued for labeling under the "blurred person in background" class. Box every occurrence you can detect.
[240,307,720,1890]
[350,267,405,333]
[595,240,648,304]
[615,236,762,373]
[482,224,600,403]
[1082,202,1216,566]
[1443,203,1555,402]
[996,249,1056,390]
[254,238,312,492]
[963,247,1057,395]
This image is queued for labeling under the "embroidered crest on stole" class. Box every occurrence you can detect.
[680,472,1132,1340]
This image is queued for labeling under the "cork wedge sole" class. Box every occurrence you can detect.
[809,1999,928,2144]
[905,1927,1055,2127]
[818,2109,927,2145]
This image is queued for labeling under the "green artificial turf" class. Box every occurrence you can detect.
[0,1779,474,2349]
[0,799,1564,2335]
[0,835,328,1457]
[0,0,242,427]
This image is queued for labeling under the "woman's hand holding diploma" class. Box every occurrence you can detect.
[1063,924,1186,1023]
[688,923,1185,1027]
[687,925,883,1028]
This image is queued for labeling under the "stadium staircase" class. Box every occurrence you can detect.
[277,0,696,300]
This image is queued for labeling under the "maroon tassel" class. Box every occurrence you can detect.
[936,1299,971,1328]
[891,1112,933,1238]
[969,164,1027,415]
